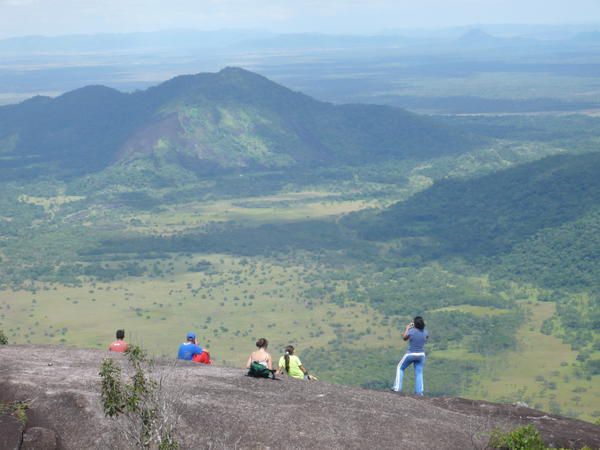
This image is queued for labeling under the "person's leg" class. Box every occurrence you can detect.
[414,355,426,395]
[393,354,410,391]
[393,360,404,391]
[394,355,419,392]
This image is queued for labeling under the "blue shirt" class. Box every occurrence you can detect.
[407,328,428,353]
[177,342,203,360]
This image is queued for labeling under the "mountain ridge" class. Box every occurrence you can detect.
[0,67,479,180]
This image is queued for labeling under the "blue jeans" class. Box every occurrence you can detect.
[392,353,426,395]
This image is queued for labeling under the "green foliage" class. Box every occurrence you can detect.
[497,210,600,289]
[158,433,180,450]
[84,220,353,258]
[342,265,522,356]
[488,425,545,450]
[0,329,7,345]
[12,401,28,424]
[99,345,179,449]
[355,151,600,304]
[543,293,600,377]
[124,346,157,415]
[0,400,29,424]
[540,318,554,336]
[487,425,596,450]
[99,358,126,417]
[360,152,600,257]
[304,346,480,396]
[586,359,600,376]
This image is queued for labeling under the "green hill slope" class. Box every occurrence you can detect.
[0,67,478,180]
[354,150,600,297]
[360,151,600,262]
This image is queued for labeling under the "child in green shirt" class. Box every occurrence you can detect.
[278,345,315,380]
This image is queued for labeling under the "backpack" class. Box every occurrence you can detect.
[248,361,276,379]
[192,351,211,365]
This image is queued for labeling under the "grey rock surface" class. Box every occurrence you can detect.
[0,413,24,450]
[21,427,58,450]
[1,345,599,450]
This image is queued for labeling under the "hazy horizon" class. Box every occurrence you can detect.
[1,0,599,39]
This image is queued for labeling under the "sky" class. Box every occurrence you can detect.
[0,0,599,38]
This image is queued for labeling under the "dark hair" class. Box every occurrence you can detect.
[256,338,268,349]
[414,316,425,330]
[284,345,294,373]
[116,329,125,340]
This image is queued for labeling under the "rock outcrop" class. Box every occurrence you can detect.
[0,345,598,450]
[0,413,24,450]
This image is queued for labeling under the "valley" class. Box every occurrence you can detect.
[0,68,599,425]
[2,179,598,419]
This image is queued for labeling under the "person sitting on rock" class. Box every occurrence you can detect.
[246,337,273,371]
[277,345,314,380]
[177,332,203,361]
[246,338,277,379]
[108,329,129,353]
[392,316,428,395]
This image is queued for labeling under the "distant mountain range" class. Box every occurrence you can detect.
[456,29,539,47]
[1,27,598,54]
[0,67,477,179]
[0,30,267,53]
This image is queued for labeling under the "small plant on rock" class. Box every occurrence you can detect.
[488,425,545,450]
[99,345,180,449]
[0,400,29,424]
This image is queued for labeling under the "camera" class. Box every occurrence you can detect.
[409,322,414,328]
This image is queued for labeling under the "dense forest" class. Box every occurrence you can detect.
[358,151,600,258]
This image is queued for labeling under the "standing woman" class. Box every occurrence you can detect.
[392,316,428,395]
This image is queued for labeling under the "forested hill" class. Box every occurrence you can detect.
[0,67,477,179]
[356,151,600,288]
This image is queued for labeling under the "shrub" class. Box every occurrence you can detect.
[0,329,7,345]
[488,425,545,450]
[99,345,180,449]
[99,358,125,417]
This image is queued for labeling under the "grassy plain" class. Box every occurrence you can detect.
[467,301,600,419]
[4,259,596,419]
[126,191,379,234]
[0,254,403,367]
[389,73,600,102]
[430,305,510,317]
